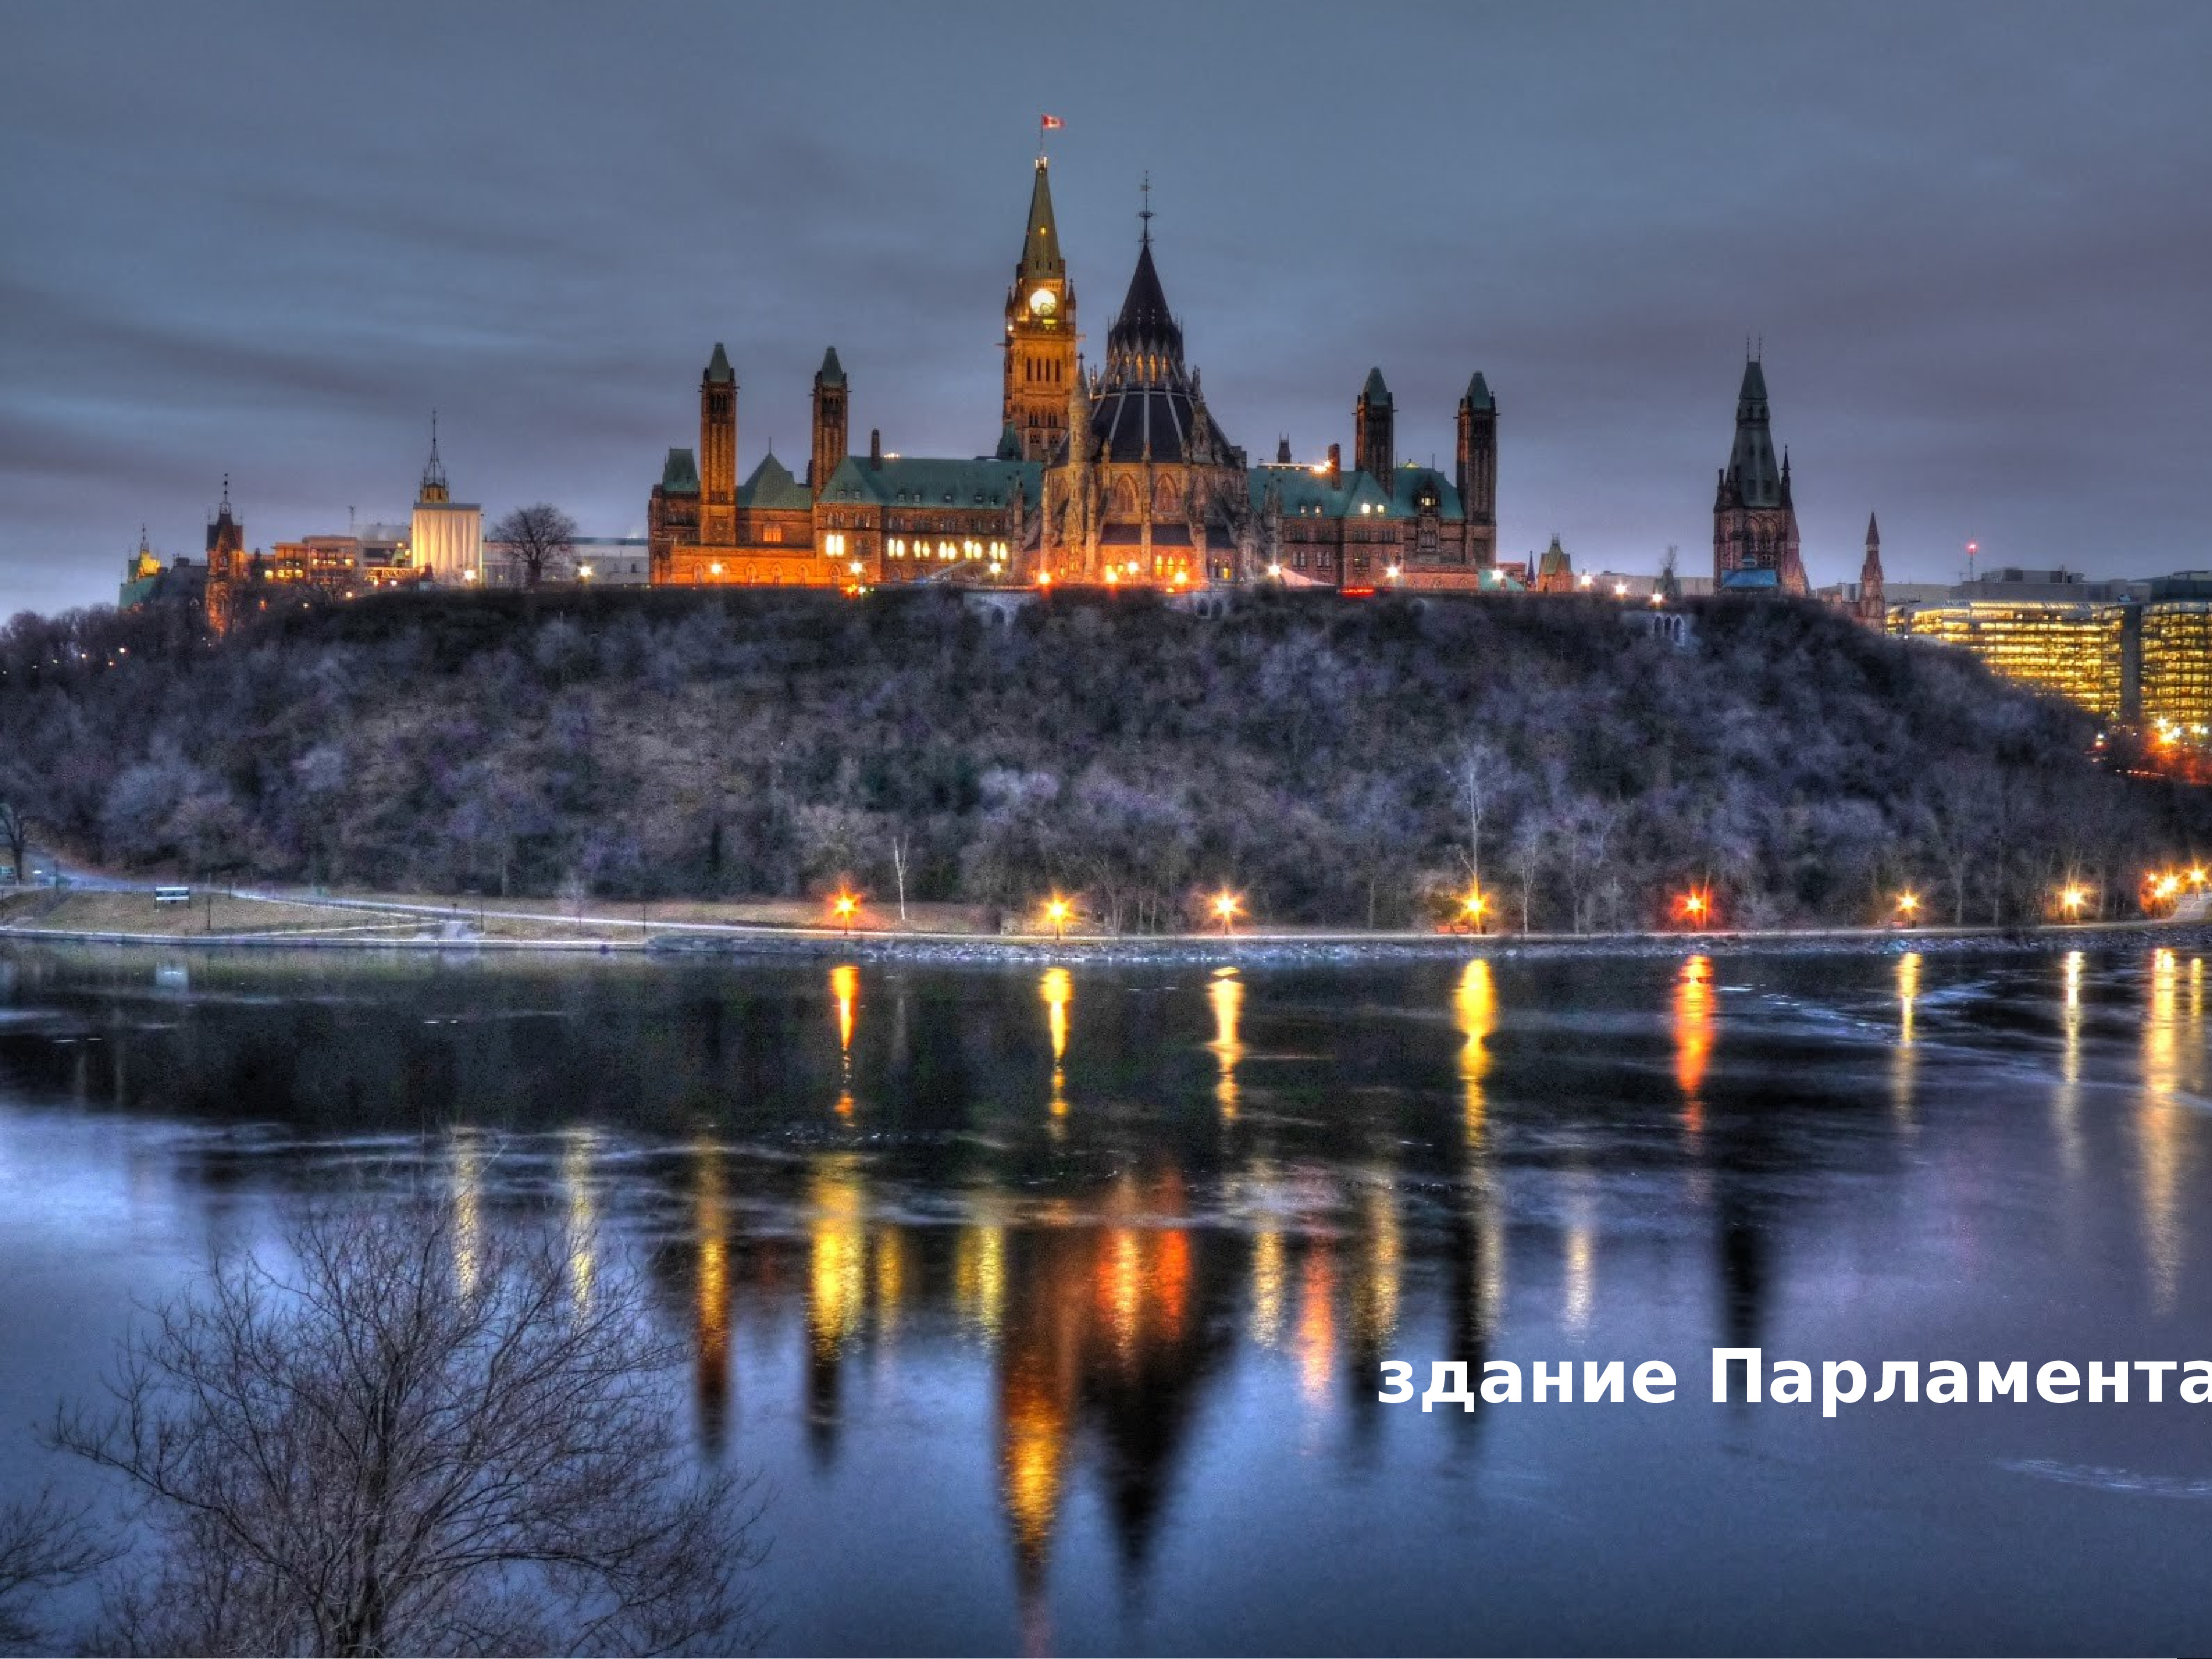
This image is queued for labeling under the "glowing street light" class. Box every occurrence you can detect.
[1043,895,1073,940]
[1681,890,1710,931]
[2190,865,2208,889]
[831,892,859,935]
[1896,890,1921,922]
[1613,581,1629,598]
[1212,890,1241,936]
[2059,885,2089,919]
[1460,889,1488,933]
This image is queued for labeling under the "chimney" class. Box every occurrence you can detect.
[869,427,883,469]
[1326,442,1341,487]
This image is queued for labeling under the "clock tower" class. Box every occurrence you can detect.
[1003,157,1077,462]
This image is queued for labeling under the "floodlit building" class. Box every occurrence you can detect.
[1896,567,2212,734]
[646,158,1500,593]
[2138,573,2212,738]
[409,415,483,583]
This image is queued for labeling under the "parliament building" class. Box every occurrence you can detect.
[647,159,1499,592]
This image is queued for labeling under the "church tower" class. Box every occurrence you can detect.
[1003,158,1077,462]
[1856,512,1886,628]
[205,474,244,581]
[700,343,737,546]
[1713,353,1805,595]
[810,348,848,493]
[1354,368,1394,482]
[1456,373,1498,569]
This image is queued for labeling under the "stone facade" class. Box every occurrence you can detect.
[1713,357,1807,596]
[646,158,1502,594]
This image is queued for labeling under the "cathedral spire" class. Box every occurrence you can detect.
[418,410,450,504]
[1016,158,1064,284]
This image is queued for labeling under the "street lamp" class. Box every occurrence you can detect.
[2059,885,2089,919]
[1044,895,1073,940]
[1896,890,1920,923]
[1681,891,1709,931]
[831,892,858,935]
[1461,889,1488,932]
[1212,890,1241,936]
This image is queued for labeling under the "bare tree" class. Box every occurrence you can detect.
[1445,737,1513,891]
[488,504,580,590]
[0,1490,108,1652]
[0,797,29,884]
[889,830,911,926]
[53,1193,765,1657]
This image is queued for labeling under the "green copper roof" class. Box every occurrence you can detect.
[1018,158,1064,281]
[661,447,700,493]
[816,347,846,388]
[1360,366,1392,406]
[818,453,1041,509]
[738,453,811,510]
[1463,372,1494,411]
[705,342,734,384]
[1248,463,1462,523]
[995,422,1021,461]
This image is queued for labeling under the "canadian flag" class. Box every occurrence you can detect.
[1040,114,1065,131]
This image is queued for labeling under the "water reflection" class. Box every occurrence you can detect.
[1454,959,1494,1149]
[1673,954,1713,1138]
[561,1126,598,1310]
[2139,950,2187,1315]
[830,964,858,1119]
[450,1126,484,1295]
[1040,968,1071,1124]
[1208,969,1243,1119]
[694,1138,732,1453]
[1892,952,1921,1133]
[2055,951,2085,1179]
[7,943,2212,1656]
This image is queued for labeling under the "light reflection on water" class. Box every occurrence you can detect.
[2,942,2210,1655]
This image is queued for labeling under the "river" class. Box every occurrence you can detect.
[1,942,2207,1654]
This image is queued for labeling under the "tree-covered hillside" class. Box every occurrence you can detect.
[1,588,2201,931]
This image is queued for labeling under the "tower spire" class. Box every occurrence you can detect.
[1139,171,1152,247]
[418,409,450,504]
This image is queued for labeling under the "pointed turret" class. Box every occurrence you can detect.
[1003,158,1076,461]
[997,422,1022,462]
[1857,511,1886,628]
[1355,367,1394,481]
[1713,348,1802,594]
[1456,370,1499,555]
[1016,159,1065,285]
[1723,353,1782,508]
[417,411,450,505]
[1107,237,1183,379]
[700,343,738,544]
[810,347,849,493]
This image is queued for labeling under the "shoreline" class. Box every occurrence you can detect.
[3,911,2206,967]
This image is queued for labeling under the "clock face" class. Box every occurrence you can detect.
[1028,286,1057,318]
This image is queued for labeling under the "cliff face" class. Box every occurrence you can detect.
[3,588,2200,930]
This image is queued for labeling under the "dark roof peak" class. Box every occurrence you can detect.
[1866,510,1880,543]
[1360,366,1392,406]
[705,342,734,384]
[1463,372,1495,411]
[1017,157,1064,282]
[816,347,846,387]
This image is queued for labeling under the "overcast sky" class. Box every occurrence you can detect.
[3,1,2208,618]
